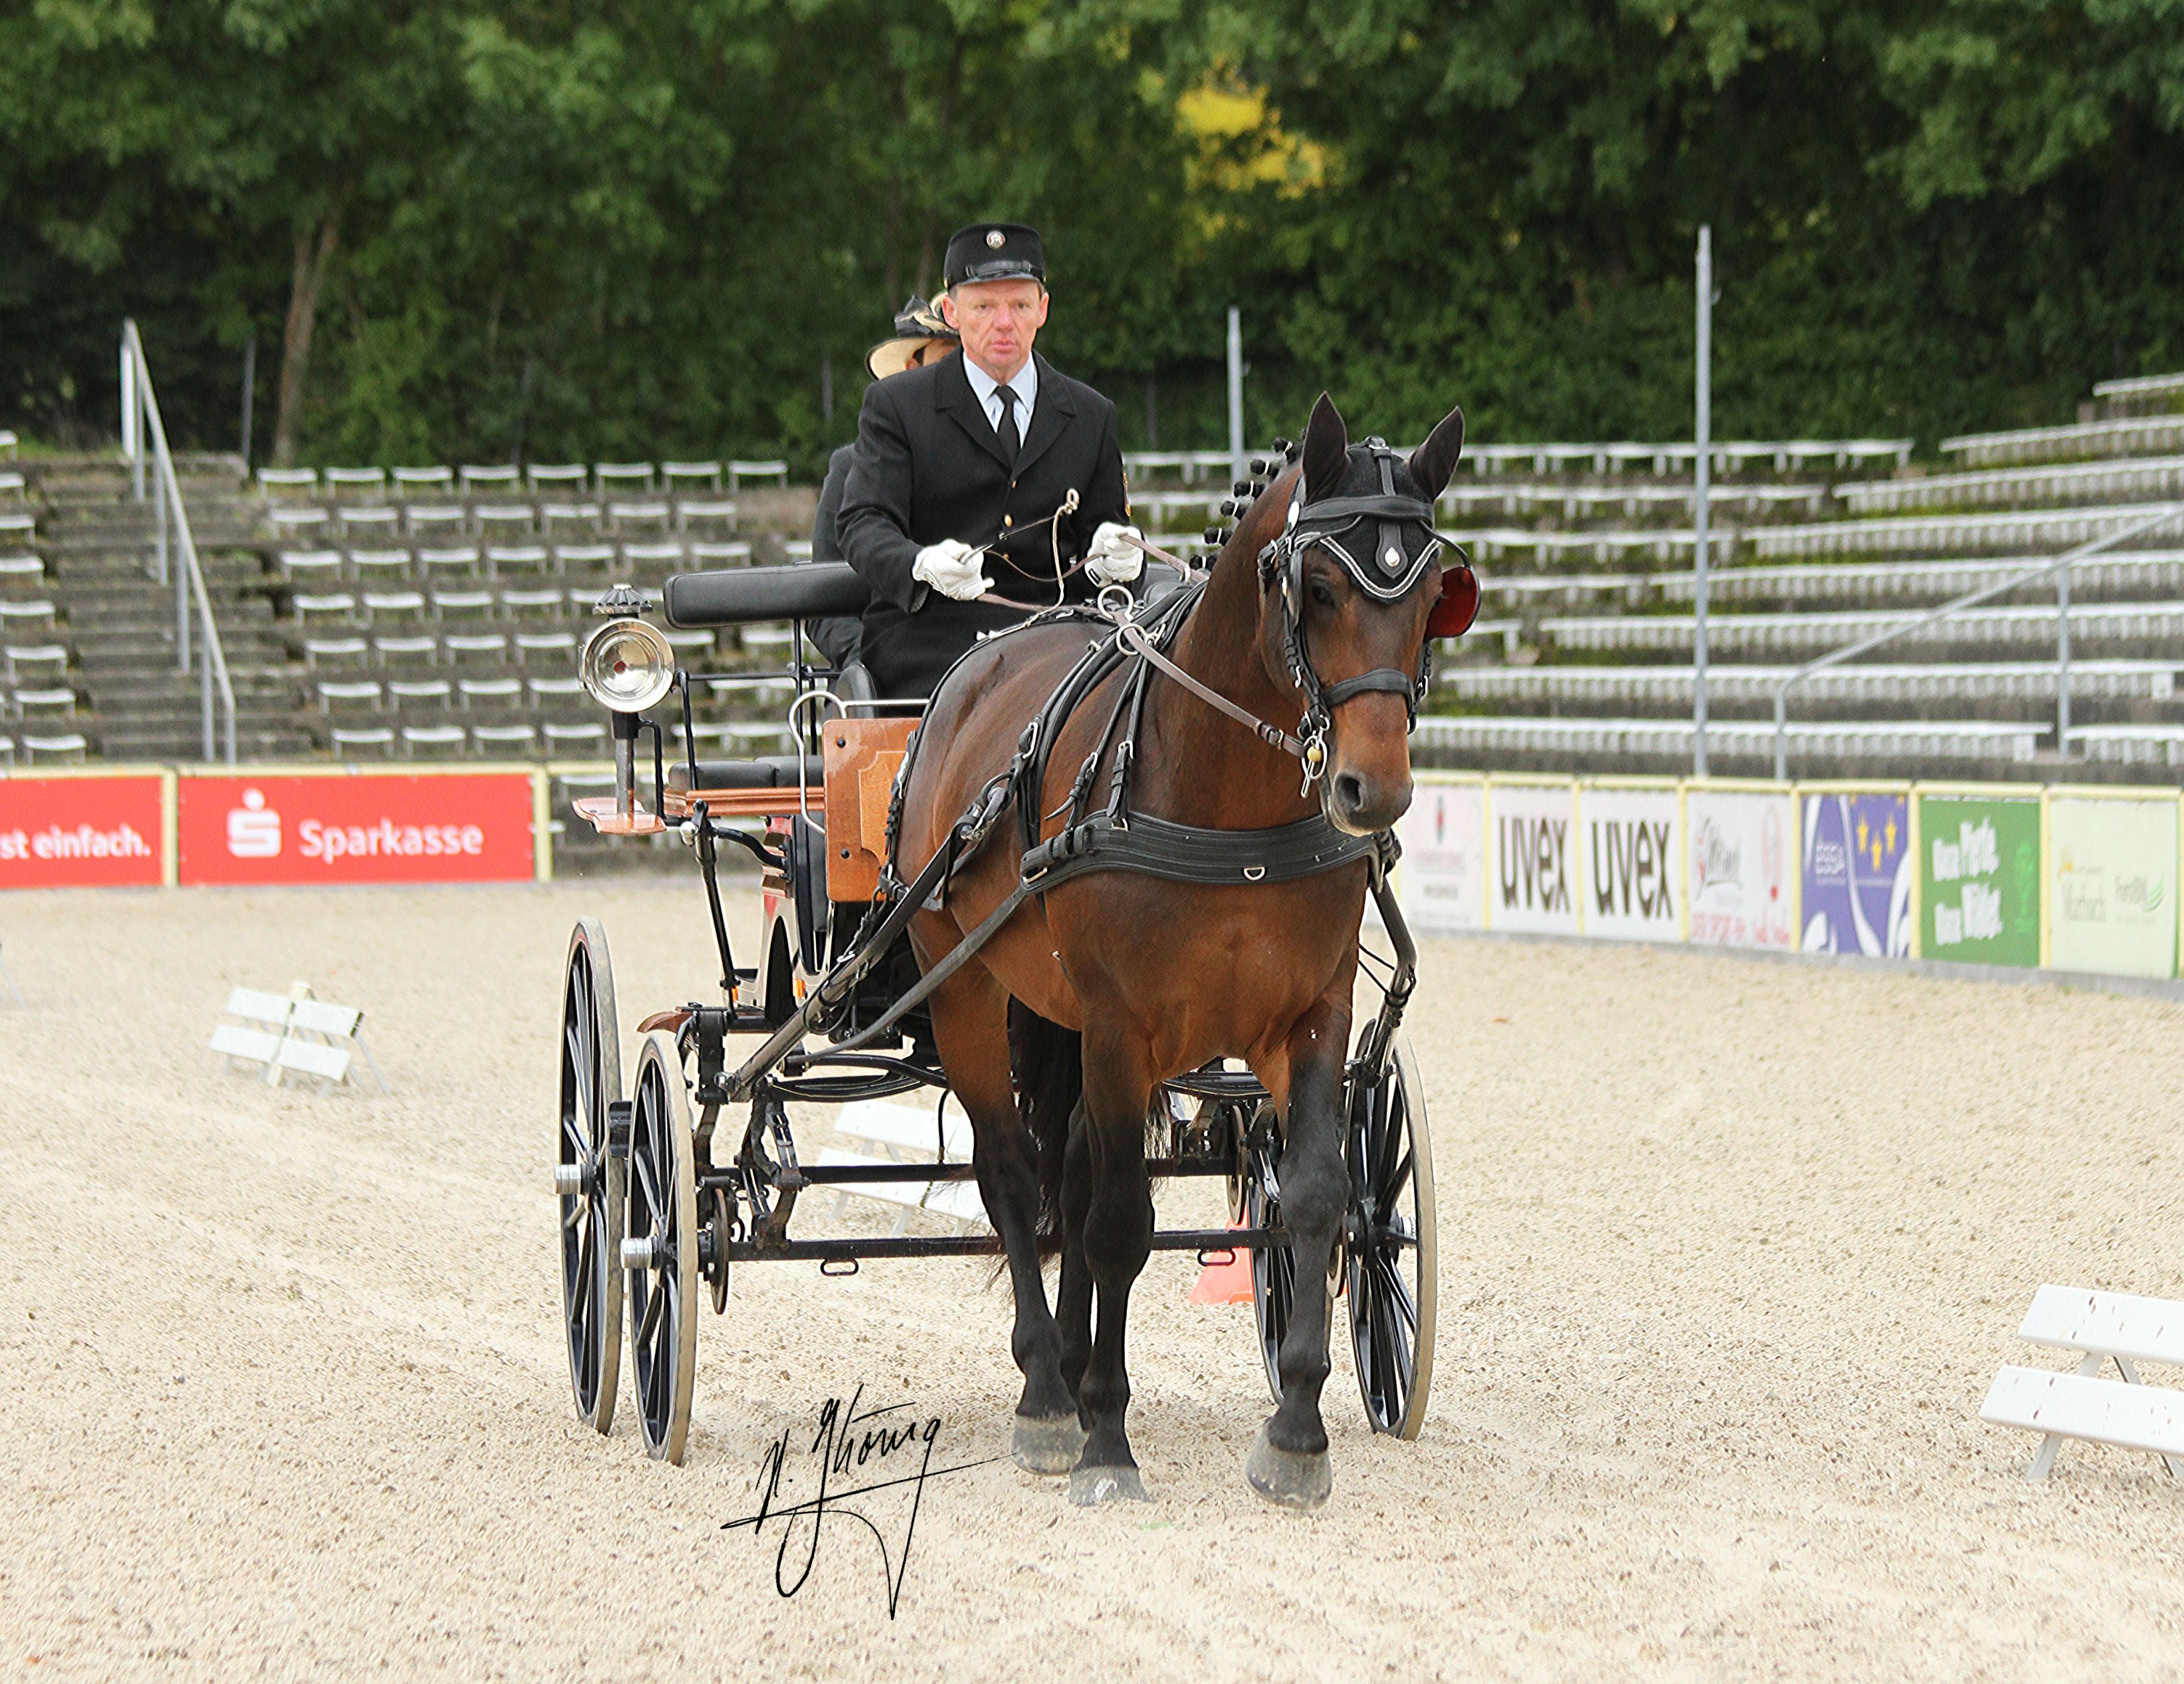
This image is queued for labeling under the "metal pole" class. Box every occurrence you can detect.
[1693,226,1712,778]
[169,477,187,672]
[122,326,142,500]
[2057,554,2072,754]
[202,597,215,761]
[239,334,256,467]
[1226,307,1246,486]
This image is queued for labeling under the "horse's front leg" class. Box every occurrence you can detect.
[1068,1026,1156,1505]
[1249,1000,1352,1509]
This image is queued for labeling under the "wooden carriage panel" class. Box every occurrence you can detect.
[823,717,917,901]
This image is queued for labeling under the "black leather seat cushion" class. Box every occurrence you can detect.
[664,563,870,629]
[665,754,820,791]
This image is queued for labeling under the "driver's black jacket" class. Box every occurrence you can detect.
[837,350,1130,698]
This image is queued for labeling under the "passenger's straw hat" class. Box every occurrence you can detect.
[866,296,959,380]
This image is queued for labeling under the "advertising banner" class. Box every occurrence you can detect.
[177,772,537,886]
[1800,791,1913,956]
[1488,781,1580,936]
[1579,785,1682,941]
[1686,789,1796,949]
[1397,781,1486,933]
[0,775,166,889]
[2047,795,2178,979]
[1919,795,2040,968]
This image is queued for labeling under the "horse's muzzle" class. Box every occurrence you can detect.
[1325,768,1413,837]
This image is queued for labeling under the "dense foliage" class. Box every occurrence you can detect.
[3,0,2181,467]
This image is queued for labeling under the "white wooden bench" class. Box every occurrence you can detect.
[1980,1285,2184,1482]
[209,985,391,1095]
[816,1099,987,1235]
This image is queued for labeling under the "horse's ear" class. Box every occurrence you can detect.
[1407,405,1465,502]
[1300,392,1348,503]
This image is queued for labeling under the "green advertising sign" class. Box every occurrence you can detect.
[1918,796,2041,968]
[2048,795,2180,980]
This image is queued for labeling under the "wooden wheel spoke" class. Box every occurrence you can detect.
[564,1019,587,1089]
[1382,1144,1413,1206]
[633,1136,662,1221]
[1371,1249,1419,1338]
[573,1223,595,1326]
[636,1274,665,1354]
[1372,1085,1405,1190]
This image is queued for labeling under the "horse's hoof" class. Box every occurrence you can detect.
[1011,1412,1085,1476]
[1067,1463,1149,1506]
[1246,1423,1332,1511]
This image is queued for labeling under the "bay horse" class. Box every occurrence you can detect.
[892,392,1466,1507]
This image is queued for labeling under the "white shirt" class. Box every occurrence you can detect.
[962,356,1038,441]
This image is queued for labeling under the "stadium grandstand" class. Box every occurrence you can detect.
[7,368,2184,809]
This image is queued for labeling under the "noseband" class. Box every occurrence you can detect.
[1256,439,1454,784]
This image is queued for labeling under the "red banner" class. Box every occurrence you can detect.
[0,776,167,889]
[177,773,536,885]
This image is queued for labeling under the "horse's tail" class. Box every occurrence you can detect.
[1008,997,1080,1253]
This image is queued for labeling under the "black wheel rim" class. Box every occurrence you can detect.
[628,1051,684,1453]
[1246,1128,1294,1408]
[558,940,613,1421]
[1345,1056,1425,1434]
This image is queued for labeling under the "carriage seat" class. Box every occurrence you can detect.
[664,755,820,793]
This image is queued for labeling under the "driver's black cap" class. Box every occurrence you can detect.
[943,223,1045,290]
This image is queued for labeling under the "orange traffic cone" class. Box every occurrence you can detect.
[1189,1221,1254,1305]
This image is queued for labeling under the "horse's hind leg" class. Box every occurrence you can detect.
[1068,1026,1157,1505]
[925,966,1080,1472]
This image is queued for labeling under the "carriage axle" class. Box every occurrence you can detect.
[722,1225,1290,1267]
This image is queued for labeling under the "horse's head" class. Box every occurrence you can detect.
[1248,392,1475,835]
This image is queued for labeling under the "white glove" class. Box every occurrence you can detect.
[1086,522,1145,587]
[912,538,991,602]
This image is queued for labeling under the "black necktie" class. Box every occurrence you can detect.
[995,384,1021,463]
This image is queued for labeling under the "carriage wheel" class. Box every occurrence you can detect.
[1344,1037,1437,1439]
[625,1030,700,1463]
[557,918,625,1433]
[1242,1107,1301,1408]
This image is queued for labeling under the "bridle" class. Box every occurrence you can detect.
[1254,439,1472,786]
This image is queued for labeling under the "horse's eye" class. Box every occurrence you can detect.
[1309,579,1337,609]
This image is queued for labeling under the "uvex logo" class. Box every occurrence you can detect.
[1498,816,1569,913]
[1591,819,1674,920]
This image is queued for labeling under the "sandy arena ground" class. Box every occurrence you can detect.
[1,880,2181,1681]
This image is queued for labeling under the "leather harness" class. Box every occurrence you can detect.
[730,447,1447,1081]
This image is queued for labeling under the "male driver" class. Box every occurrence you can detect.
[837,221,1143,697]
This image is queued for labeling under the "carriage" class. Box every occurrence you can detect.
[555,417,1453,1488]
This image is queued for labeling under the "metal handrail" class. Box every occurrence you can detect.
[1769,501,2184,779]
[121,320,237,764]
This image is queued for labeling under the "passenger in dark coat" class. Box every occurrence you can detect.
[807,297,959,670]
